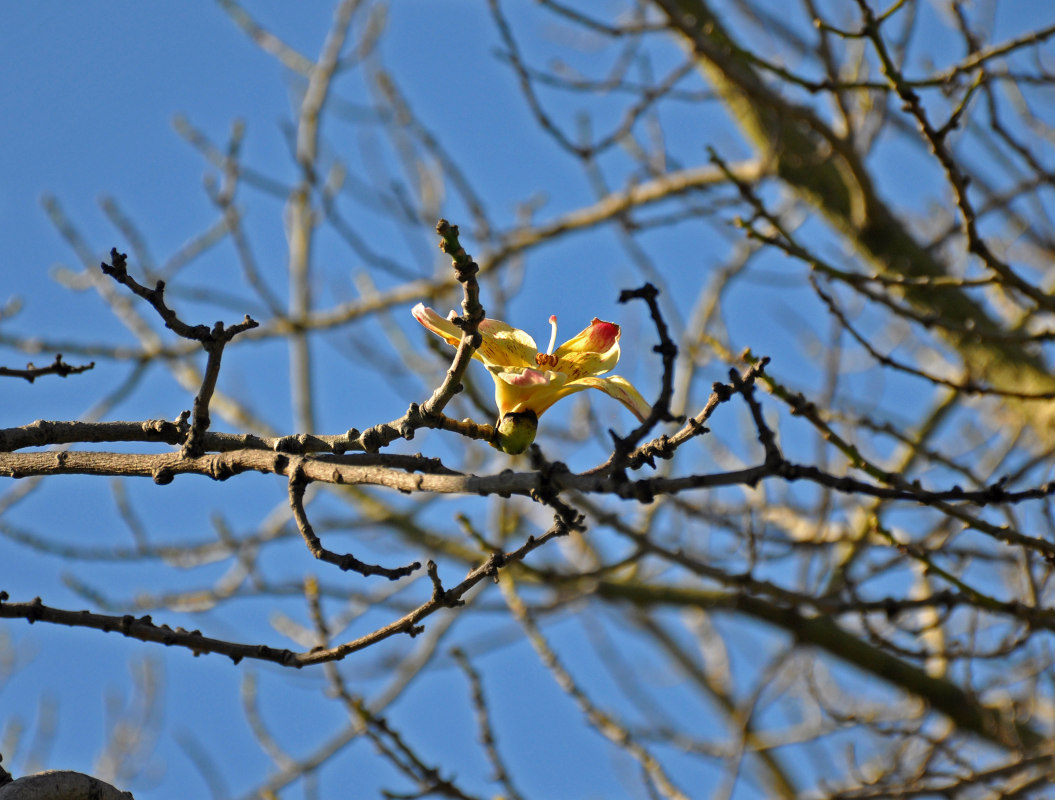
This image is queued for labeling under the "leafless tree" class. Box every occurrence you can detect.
[4,1,1055,797]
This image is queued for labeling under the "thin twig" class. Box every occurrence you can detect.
[0,354,94,383]
[100,249,258,457]
[288,464,420,580]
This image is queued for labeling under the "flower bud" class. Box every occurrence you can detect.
[496,411,538,455]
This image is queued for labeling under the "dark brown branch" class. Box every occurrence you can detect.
[605,283,680,471]
[288,464,420,580]
[100,249,258,457]
[728,362,781,467]
[809,274,1055,400]
[352,220,490,453]
[0,354,94,383]
[0,516,569,667]
[0,590,301,667]
[852,0,1055,315]
[588,358,767,475]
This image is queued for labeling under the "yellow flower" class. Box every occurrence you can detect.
[413,303,650,453]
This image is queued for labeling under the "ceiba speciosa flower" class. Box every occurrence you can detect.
[413,303,650,454]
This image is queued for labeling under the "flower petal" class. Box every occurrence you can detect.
[488,366,567,417]
[558,318,621,354]
[412,303,462,347]
[477,318,538,368]
[553,318,621,379]
[412,303,537,368]
[414,305,650,432]
[552,374,652,422]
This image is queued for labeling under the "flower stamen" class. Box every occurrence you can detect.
[534,315,560,368]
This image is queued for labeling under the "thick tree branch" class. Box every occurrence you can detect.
[597,580,1044,751]
[651,0,1055,437]
[3,444,1054,556]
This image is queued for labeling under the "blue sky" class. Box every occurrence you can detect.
[2,6,727,797]
[3,2,1055,798]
